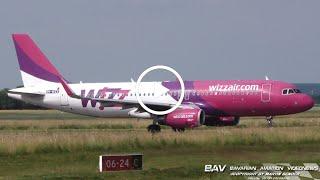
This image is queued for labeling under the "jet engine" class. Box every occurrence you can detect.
[204,116,240,126]
[158,108,205,129]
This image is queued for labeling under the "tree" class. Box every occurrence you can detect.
[0,88,44,110]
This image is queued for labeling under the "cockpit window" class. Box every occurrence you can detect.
[282,89,288,95]
[294,89,301,93]
[288,89,294,94]
[282,88,301,95]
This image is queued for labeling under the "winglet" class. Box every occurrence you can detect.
[58,76,81,98]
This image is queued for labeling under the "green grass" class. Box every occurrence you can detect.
[0,109,320,179]
[0,146,319,179]
[0,110,91,120]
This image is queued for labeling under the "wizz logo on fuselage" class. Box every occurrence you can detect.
[81,87,129,110]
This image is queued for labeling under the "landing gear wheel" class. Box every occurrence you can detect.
[266,116,273,127]
[172,128,185,132]
[147,124,161,133]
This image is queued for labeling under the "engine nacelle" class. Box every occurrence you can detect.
[158,108,205,129]
[204,116,240,126]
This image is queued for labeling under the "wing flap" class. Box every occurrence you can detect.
[92,98,173,111]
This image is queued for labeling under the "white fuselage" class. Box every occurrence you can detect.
[8,81,177,118]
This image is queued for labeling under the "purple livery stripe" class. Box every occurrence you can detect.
[12,34,64,83]
[161,81,218,114]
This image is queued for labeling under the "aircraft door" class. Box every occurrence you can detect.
[184,90,190,101]
[60,93,69,106]
[261,84,271,102]
[153,82,156,96]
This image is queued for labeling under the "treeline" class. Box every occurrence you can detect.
[295,83,320,105]
[312,96,320,105]
[0,89,43,110]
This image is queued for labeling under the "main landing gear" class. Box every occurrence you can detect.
[266,116,273,127]
[172,127,185,132]
[147,124,161,133]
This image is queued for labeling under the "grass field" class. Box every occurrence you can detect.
[0,109,320,179]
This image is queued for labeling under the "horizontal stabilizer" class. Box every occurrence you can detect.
[8,87,45,96]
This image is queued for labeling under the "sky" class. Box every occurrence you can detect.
[1,0,320,88]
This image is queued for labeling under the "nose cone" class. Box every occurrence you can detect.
[300,95,315,111]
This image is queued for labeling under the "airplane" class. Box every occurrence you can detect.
[7,34,315,133]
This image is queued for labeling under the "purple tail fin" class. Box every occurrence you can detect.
[12,34,65,86]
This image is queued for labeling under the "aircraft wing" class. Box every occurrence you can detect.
[91,98,173,111]
[58,76,190,111]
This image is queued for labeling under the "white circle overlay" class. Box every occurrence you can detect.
[136,65,185,115]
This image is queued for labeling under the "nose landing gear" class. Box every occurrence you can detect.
[266,116,273,127]
[172,128,185,132]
